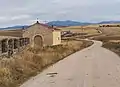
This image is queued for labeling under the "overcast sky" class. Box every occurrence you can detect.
[0,0,120,27]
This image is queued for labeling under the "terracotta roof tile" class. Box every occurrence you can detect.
[26,22,61,31]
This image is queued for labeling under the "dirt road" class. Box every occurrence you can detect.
[20,40,120,87]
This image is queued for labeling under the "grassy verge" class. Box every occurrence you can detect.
[102,40,120,56]
[0,40,93,87]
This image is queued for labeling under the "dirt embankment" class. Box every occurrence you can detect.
[0,40,93,87]
[93,36,120,41]
[103,40,120,56]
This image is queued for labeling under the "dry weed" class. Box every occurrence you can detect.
[0,40,93,87]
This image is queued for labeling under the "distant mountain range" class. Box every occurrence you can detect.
[47,20,92,26]
[1,20,120,30]
[47,20,120,26]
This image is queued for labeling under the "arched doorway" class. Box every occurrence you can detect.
[34,35,43,48]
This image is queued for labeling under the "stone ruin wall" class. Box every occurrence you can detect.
[0,37,30,58]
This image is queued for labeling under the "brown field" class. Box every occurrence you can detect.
[92,36,120,41]
[59,26,100,35]
[69,24,120,40]
[0,29,23,37]
[85,23,120,36]
[67,23,120,36]
[100,27,120,36]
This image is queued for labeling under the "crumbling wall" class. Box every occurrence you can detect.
[0,37,30,58]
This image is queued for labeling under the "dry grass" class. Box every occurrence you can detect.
[93,36,120,41]
[0,30,23,37]
[100,27,120,36]
[0,40,93,87]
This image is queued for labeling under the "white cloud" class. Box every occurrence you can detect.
[11,15,31,20]
[0,0,120,27]
[0,17,7,20]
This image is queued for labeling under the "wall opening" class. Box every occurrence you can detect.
[34,35,43,48]
[14,39,18,49]
[19,38,24,47]
[1,39,7,53]
[8,39,13,49]
[8,39,14,57]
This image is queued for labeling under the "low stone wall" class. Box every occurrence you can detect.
[0,37,30,58]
